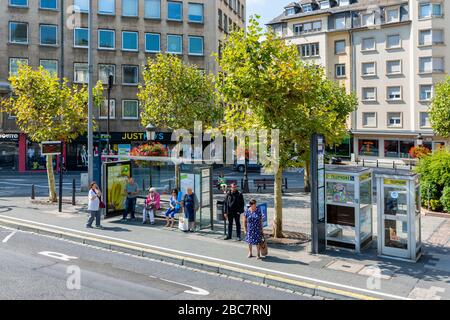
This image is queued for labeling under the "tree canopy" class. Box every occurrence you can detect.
[430,76,450,138]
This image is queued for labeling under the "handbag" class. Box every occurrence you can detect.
[99,200,106,209]
[260,236,268,256]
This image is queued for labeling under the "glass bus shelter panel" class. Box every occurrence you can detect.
[360,178,372,206]
[384,219,408,250]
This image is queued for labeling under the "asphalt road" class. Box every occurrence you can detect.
[0,226,313,300]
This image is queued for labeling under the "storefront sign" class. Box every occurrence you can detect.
[0,133,19,141]
[326,173,354,182]
[41,141,62,155]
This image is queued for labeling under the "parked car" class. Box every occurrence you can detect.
[233,162,262,173]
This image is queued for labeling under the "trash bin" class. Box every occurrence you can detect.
[216,200,225,221]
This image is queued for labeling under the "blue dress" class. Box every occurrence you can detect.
[245,208,263,245]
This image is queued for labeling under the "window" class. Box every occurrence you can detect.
[98,0,115,14]
[74,0,88,12]
[359,139,379,156]
[335,40,346,54]
[10,0,27,7]
[361,13,375,26]
[167,35,182,54]
[98,29,115,49]
[145,0,161,19]
[319,1,330,9]
[432,30,444,44]
[188,36,204,56]
[100,99,116,119]
[74,28,88,47]
[9,22,28,44]
[420,85,432,101]
[122,0,138,16]
[168,1,183,21]
[419,57,432,73]
[420,112,431,128]
[98,64,115,84]
[9,58,28,76]
[362,87,377,101]
[122,31,138,51]
[362,62,376,76]
[386,34,401,49]
[386,8,400,23]
[387,112,402,127]
[432,57,444,72]
[362,112,377,127]
[40,0,57,9]
[419,29,432,45]
[339,0,350,6]
[285,7,295,16]
[74,63,88,83]
[40,59,58,75]
[40,24,57,46]
[218,9,223,28]
[294,21,322,35]
[335,16,346,30]
[386,60,402,75]
[299,43,319,57]
[419,3,442,18]
[145,33,160,52]
[387,86,402,101]
[385,140,399,157]
[122,65,138,85]
[122,100,139,119]
[362,37,376,51]
[188,3,204,23]
[335,64,346,78]
[303,4,312,12]
[224,14,228,32]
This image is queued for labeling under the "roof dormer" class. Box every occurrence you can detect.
[284,2,302,16]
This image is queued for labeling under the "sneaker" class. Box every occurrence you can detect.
[120,218,127,222]
[237,237,242,241]
[224,237,231,240]
[142,221,147,224]
[86,225,93,228]
[95,225,104,229]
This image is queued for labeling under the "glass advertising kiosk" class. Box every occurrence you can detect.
[325,166,373,253]
[375,170,422,262]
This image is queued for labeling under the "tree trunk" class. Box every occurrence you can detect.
[304,161,311,193]
[272,166,283,238]
[175,164,180,190]
[47,155,57,202]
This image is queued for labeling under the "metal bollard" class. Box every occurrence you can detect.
[263,178,266,190]
[72,179,76,205]
[241,179,244,190]
[31,184,35,199]
[285,178,288,189]
[142,179,145,191]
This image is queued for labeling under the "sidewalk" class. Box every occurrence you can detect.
[0,196,449,300]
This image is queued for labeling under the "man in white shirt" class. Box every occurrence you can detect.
[87,182,103,229]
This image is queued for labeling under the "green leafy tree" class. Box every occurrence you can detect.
[137,54,222,186]
[217,17,357,238]
[430,76,450,137]
[0,64,103,202]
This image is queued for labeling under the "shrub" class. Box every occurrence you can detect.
[440,186,450,213]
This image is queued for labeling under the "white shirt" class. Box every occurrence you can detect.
[88,189,100,211]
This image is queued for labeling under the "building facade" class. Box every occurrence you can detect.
[268,0,450,162]
[0,0,246,171]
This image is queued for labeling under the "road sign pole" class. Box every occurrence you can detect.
[87,0,94,183]
[59,151,63,212]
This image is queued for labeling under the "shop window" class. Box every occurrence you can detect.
[26,141,53,171]
[399,141,414,158]
[359,139,379,156]
[0,139,19,171]
[384,140,399,158]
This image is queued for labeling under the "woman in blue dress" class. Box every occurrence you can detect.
[244,199,264,259]
[165,189,181,228]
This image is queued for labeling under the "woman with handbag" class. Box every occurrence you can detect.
[87,181,104,229]
[182,187,199,232]
[143,187,160,225]
[165,189,181,228]
[244,199,264,259]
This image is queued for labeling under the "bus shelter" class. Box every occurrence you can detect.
[375,170,422,262]
[325,166,373,253]
[101,155,213,230]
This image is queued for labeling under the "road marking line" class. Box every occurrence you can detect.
[0,214,409,300]
[149,276,210,296]
[2,230,16,243]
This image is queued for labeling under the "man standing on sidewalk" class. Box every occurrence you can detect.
[224,183,245,241]
[122,177,139,221]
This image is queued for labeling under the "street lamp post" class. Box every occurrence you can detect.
[106,74,113,154]
[87,0,94,183]
[416,133,423,146]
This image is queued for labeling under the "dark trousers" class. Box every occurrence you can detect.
[123,197,137,219]
[227,213,241,239]
[87,210,101,227]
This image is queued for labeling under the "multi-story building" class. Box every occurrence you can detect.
[0,0,245,172]
[268,0,450,162]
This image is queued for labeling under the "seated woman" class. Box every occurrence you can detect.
[165,189,181,228]
[143,187,160,225]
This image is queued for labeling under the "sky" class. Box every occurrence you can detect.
[246,0,290,25]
